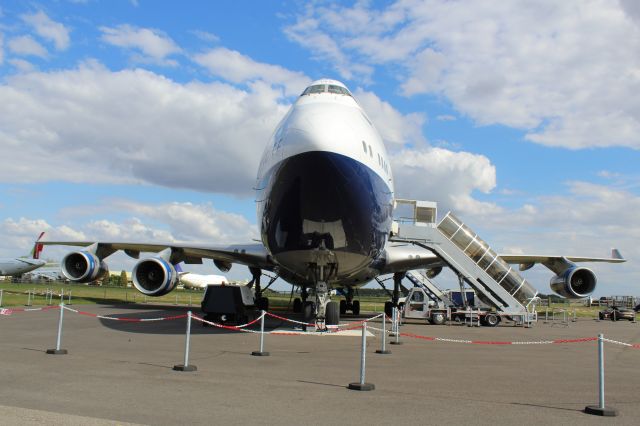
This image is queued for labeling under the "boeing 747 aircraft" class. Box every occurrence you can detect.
[0,233,46,276]
[42,80,625,325]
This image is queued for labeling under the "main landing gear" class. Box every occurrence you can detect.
[339,288,360,316]
[248,267,278,312]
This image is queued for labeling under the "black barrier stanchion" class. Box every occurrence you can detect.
[252,311,270,356]
[585,334,617,416]
[349,322,374,391]
[47,303,68,355]
[174,311,197,371]
[376,314,391,355]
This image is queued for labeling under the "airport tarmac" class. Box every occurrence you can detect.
[1,304,639,425]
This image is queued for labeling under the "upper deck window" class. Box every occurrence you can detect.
[327,85,352,96]
[301,84,352,97]
[301,85,326,95]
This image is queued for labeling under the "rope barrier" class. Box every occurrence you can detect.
[61,306,187,322]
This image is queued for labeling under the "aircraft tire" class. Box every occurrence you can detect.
[352,300,360,316]
[326,301,340,325]
[257,297,269,312]
[293,298,302,313]
[303,302,315,323]
[339,299,347,315]
[384,301,393,318]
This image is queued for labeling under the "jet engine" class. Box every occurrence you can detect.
[61,251,109,283]
[550,267,597,299]
[132,257,179,296]
[426,267,442,279]
[214,259,232,272]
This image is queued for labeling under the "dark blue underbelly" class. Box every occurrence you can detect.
[257,151,393,281]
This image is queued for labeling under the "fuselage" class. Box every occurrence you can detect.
[0,258,46,276]
[256,80,394,287]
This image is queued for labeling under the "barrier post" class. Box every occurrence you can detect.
[252,311,270,356]
[60,288,63,304]
[389,306,397,337]
[173,311,197,371]
[390,308,403,345]
[67,290,72,306]
[585,334,617,416]
[348,322,375,391]
[26,291,32,306]
[46,303,68,355]
[376,314,391,355]
[0,289,3,307]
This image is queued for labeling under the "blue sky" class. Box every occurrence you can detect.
[0,0,638,296]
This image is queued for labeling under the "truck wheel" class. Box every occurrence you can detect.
[431,312,446,325]
[293,298,302,313]
[352,300,361,316]
[384,301,393,318]
[339,299,347,315]
[484,313,500,327]
[326,301,340,325]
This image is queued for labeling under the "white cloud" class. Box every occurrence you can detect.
[192,47,310,97]
[100,25,181,65]
[21,10,70,51]
[8,35,48,58]
[391,147,498,215]
[436,114,456,122]
[190,30,219,43]
[286,1,640,150]
[354,89,426,146]
[8,58,35,72]
[0,61,289,194]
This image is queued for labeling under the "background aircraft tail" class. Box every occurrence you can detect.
[30,232,45,259]
[611,248,624,260]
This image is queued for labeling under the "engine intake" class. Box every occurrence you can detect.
[550,267,597,299]
[61,251,109,283]
[132,257,178,296]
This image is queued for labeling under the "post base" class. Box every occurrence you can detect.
[46,349,68,355]
[584,405,617,416]
[390,341,403,345]
[173,364,197,372]
[251,351,270,356]
[375,349,392,354]
[348,382,375,391]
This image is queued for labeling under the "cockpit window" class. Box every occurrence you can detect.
[301,85,326,95]
[301,84,352,97]
[327,85,351,96]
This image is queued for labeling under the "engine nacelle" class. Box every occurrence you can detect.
[132,257,179,296]
[550,267,597,299]
[61,251,109,283]
[214,259,232,273]
[426,267,442,279]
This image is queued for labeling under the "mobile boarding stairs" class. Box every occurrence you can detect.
[391,200,538,324]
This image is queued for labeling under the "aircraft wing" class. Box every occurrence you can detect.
[499,249,626,273]
[40,241,274,270]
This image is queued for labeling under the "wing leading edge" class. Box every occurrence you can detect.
[41,241,274,270]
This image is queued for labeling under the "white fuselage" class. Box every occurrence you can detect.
[255,79,395,287]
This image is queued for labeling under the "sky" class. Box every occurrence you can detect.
[0,0,638,296]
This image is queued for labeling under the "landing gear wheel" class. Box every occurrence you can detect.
[256,297,269,312]
[484,313,500,327]
[293,298,302,313]
[303,301,315,324]
[352,300,360,316]
[430,312,446,325]
[384,301,393,318]
[326,301,340,325]
[339,300,347,315]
